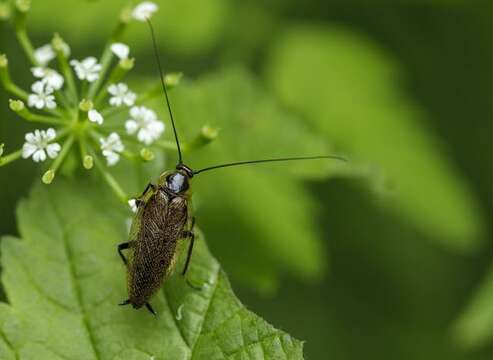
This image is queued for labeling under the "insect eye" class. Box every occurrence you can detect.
[166,173,189,193]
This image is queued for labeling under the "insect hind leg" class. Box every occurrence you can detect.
[119,299,131,306]
[117,241,133,265]
[181,217,196,276]
[145,303,157,317]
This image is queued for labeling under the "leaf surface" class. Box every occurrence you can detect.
[0,180,303,359]
[266,26,484,251]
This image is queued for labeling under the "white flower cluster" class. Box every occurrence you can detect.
[12,2,167,168]
[0,1,195,199]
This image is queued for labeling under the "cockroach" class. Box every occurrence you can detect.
[117,20,346,316]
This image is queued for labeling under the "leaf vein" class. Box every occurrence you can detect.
[48,195,101,360]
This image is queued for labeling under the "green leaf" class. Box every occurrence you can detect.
[167,67,339,180]
[453,265,493,349]
[265,26,484,251]
[146,68,336,291]
[0,179,303,359]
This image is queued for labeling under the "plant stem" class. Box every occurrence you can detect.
[14,15,38,66]
[92,152,129,204]
[55,50,78,103]
[50,135,75,172]
[0,149,22,167]
[93,59,134,107]
[0,66,29,100]
[87,21,127,101]
[12,105,66,125]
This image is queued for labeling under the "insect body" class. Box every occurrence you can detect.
[118,165,194,315]
[118,19,346,315]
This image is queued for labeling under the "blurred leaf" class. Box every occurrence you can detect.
[168,67,340,179]
[453,265,493,349]
[265,25,484,252]
[28,0,231,55]
[145,68,337,291]
[0,179,304,359]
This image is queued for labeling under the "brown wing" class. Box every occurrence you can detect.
[128,189,188,307]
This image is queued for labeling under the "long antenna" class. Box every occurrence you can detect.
[146,18,183,164]
[194,155,347,175]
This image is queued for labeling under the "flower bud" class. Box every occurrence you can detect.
[120,6,133,23]
[201,125,219,140]
[165,72,183,88]
[51,33,70,56]
[0,54,8,68]
[140,148,155,161]
[42,169,55,184]
[83,155,94,169]
[0,3,12,20]
[119,58,135,71]
[0,143,4,158]
[15,0,30,13]
[79,99,93,112]
[9,99,25,112]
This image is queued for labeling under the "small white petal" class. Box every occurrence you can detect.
[31,81,45,94]
[45,96,57,109]
[71,57,102,82]
[27,94,38,108]
[123,92,136,106]
[105,151,120,166]
[130,106,142,118]
[108,83,135,107]
[33,97,45,109]
[25,132,36,143]
[45,128,57,140]
[46,143,61,158]
[132,2,158,21]
[88,109,104,125]
[82,57,97,68]
[32,149,47,162]
[22,143,37,159]
[125,120,138,134]
[31,67,45,77]
[34,44,55,66]
[107,84,118,95]
[100,133,124,166]
[111,43,130,60]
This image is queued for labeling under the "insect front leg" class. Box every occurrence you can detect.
[181,217,196,276]
[117,241,134,265]
[132,183,157,208]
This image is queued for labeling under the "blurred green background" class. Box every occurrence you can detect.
[1,0,493,359]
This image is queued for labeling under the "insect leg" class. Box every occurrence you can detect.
[181,217,196,276]
[145,302,157,316]
[119,299,131,306]
[131,183,157,208]
[140,183,156,197]
[117,241,133,265]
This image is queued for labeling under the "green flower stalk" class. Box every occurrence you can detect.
[0,1,217,207]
